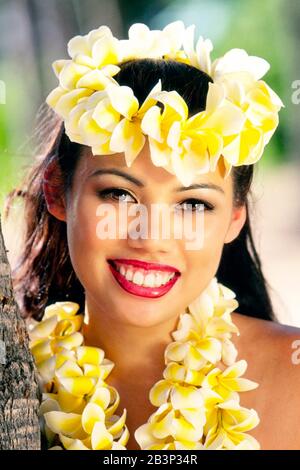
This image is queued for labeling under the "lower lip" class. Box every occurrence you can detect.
[107,262,180,298]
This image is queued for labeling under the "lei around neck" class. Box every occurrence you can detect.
[29,277,260,450]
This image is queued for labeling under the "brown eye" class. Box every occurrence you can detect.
[177,198,214,212]
[97,188,136,203]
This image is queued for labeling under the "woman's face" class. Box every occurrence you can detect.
[47,140,246,327]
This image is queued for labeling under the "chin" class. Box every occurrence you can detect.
[111,301,177,328]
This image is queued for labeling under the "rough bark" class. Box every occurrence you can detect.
[0,214,41,449]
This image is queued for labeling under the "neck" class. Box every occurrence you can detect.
[82,298,181,388]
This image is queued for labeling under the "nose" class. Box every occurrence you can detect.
[126,202,178,254]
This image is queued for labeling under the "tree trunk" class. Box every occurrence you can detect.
[0,214,41,449]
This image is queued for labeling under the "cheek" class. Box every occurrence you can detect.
[65,193,115,284]
[67,194,100,253]
[184,210,230,279]
[203,211,230,249]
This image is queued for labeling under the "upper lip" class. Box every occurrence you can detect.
[108,258,181,274]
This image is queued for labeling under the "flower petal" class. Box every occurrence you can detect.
[91,422,113,450]
[171,385,203,410]
[44,411,82,437]
[82,403,105,434]
[76,346,105,366]
[134,423,156,449]
[59,376,97,397]
[110,118,145,166]
[107,409,127,435]
[106,84,139,119]
[149,380,172,407]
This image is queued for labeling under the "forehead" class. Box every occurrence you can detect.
[77,139,232,192]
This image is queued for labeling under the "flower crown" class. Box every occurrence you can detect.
[46,21,284,187]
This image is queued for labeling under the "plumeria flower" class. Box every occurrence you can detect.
[160,21,188,60]
[211,48,270,82]
[44,401,128,450]
[119,21,186,61]
[166,336,222,370]
[46,62,119,121]
[203,397,260,449]
[180,25,283,173]
[149,364,214,407]
[141,88,188,170]
[103,80,162,165]
[29,306,129,451]
[185,278,240,366]
[135,384,206,448]
[164,360,213,388]
[142,82,245,186]
[37,344,128,449]
[63,90,115,150]
[48,25,121,91]
[217,74,284,168]
[38,346,116,412]
[167,278,240,368]
[208,51,283,168]
[67,26,122,67]
[46,26,121,131]
[201,360,259,400]
[186,277,239,330]
[183,25,269,82]
[182,24,213,75]
[59,80,162,166]
[179,83,246,182]
[30,302,84,385]
[46,69,117,129]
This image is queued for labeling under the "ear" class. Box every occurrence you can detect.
[224,204,247,244]
[43,159,66,222]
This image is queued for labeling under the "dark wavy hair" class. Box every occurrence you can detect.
[4,58,276,322]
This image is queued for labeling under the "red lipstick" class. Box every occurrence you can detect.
[108,258,180,273]
[107,259,181,298]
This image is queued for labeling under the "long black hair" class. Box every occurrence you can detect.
[4,58,276,322]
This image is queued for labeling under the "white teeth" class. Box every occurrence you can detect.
[161,272,170,284]
[143,273,156,287]
[114,263,176,287]
[120,266,126,276]
[126,268,134,281]
[132,271,144,286]
[155,272,163,287]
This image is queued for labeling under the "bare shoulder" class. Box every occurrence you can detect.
[232,311,300,368]
[232,312,300,449]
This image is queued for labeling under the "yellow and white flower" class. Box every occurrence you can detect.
[201,359,259,400]
[203,395,260,449]
[141,82,246,185]
[45,21,283,187]
[119,21,186,61]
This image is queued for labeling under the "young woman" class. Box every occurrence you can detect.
[6,22,300,450]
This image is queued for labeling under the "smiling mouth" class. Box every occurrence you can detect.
[107,260,181,298]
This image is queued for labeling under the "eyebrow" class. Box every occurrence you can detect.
[89,169,225,194]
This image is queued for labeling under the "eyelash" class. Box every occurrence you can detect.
[97,188,215,212]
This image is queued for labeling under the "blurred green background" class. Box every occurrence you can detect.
[0,0,299,207]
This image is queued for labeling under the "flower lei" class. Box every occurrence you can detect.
[45,21,284,187]
[29,276,260,450]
